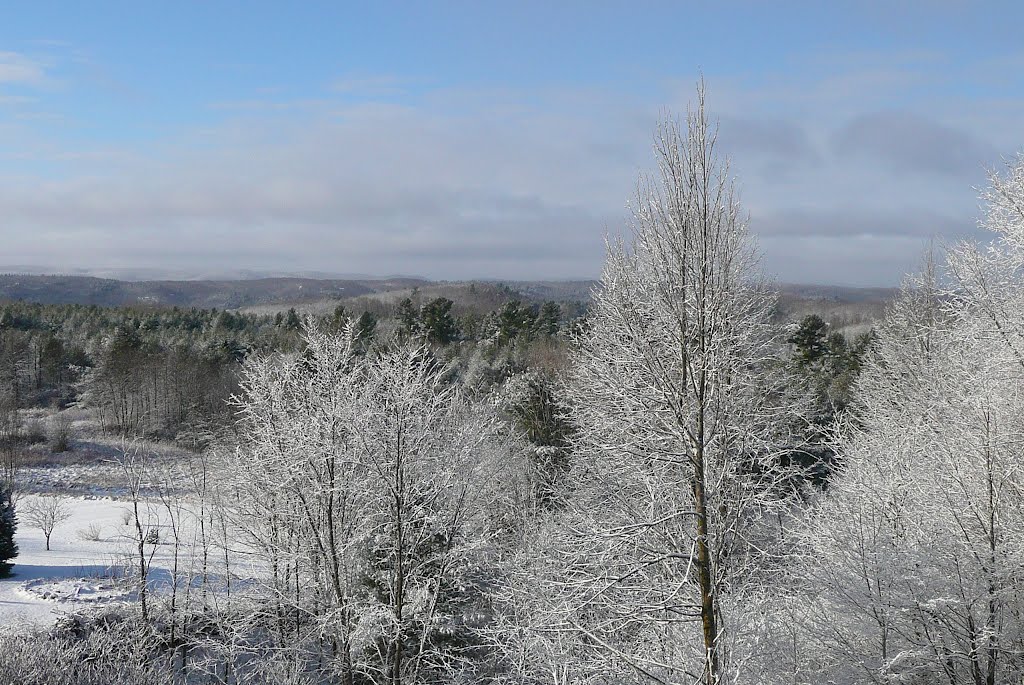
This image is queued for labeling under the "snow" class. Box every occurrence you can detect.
[0,493,198,629]
[0,424,253,632]
[21,577,130,604]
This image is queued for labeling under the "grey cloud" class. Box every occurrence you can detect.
[0,205,608,280]
[755,206,977,240]
[832,111,999,177]
[0,103,621,280]
[1,72,1015,286]
[717,115,819,165]
[760,234,930,287]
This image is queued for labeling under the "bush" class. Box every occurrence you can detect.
[23,417,46,445]
[0,608,173,685]
[49,411,72,453]
[76,523,103,542]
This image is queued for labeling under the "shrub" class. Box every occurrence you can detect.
[76,523,103,542]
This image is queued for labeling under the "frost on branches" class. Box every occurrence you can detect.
[230,320,515,684]
[788,157,1024,685]
[496,85,805,685]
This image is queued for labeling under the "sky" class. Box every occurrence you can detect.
[1,2,1022,286]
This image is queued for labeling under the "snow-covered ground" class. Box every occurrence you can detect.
[15,413,200,498]
[0,496,136,626]
[0,493,216,629]
[0,410,252,631]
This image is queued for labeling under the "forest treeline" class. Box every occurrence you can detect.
[2,89,1019,685]
[0,287,587,441]
[0,281,857,475]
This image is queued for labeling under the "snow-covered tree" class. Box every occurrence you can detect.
[21,495,71,552]
[500,85,803,685]
[793,158,1024,685]
[0,486,16,576]
[230,319,515,684]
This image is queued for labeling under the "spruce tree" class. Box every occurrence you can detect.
[0,488,18,577]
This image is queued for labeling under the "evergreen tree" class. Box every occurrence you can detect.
[0,488,17,577]
[354,310,377,349]
[282,307,302,331]
[788,314,829,368]
[419,297,458,345]
[328,304,350,333]
[496,300,536,344]
[396,297,420,337]
[535,301,561,337]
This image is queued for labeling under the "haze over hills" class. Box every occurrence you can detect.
[0,273,897,329]
[0,274,430,309]
[0,274,598,310]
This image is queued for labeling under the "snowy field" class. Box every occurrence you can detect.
[0,488,241,630]
[0,495,142,626]
[0,414,248,630]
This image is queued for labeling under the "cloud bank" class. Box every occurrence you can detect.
[0,47,1020,286]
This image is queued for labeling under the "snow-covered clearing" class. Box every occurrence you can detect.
[0,491,237,629]
[0,496,139,626]
[0,409,249,632]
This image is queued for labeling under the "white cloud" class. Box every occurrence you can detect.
[0,52,1020,285]
[0,52,46,85]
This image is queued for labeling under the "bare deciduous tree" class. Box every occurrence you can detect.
[230,319,515,684]
[499,84,802,685]
[791,157,1024,685]
[22,495,71,551]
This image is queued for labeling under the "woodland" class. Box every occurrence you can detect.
[0,89,1019,685]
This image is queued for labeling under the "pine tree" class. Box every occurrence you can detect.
[788,314,829,368]
[0,488,18,577]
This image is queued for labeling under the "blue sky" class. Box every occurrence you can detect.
[1,2,1022,284]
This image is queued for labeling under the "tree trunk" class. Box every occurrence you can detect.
[692,445,719,684]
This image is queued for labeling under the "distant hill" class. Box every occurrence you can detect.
[776,283,899,305]
[0,274,429,309]
[0,274,898,332]
[0,274,597,313]
[775,283,898,334]
[240,280,595,320]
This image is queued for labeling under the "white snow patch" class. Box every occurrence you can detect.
[20,577,131,604]
[0,492,247,629]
